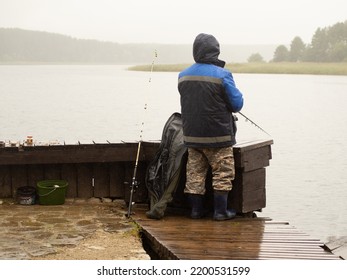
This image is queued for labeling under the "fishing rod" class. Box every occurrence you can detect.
[126,49,158,218]
[126,141,142,218]
[237,111,271,137]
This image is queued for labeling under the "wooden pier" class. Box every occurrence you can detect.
[1,138,342,260]
[0,139,273,217]
[0,141,159,201]
[133,210,342,260]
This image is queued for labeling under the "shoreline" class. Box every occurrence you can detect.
[128,62,347,76]
[2,62,346,76]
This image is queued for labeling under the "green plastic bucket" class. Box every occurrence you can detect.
[36,180,68,205]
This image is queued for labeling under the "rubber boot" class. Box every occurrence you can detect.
[213,191,236,221]
[187,194,204,219]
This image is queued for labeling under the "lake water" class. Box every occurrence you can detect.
[1,65,347,244]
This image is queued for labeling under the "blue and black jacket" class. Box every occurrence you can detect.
[178,33,244,148]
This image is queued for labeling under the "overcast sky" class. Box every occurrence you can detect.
[0,0,346,45]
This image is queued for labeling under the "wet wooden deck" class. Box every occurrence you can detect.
[133,210,342,260]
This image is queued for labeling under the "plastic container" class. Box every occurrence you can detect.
[36,180,68,205]
[16,186,36,205]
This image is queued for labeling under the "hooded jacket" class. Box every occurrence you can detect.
[178,33,244,148]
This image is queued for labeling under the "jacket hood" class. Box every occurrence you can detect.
[193,33,225,67]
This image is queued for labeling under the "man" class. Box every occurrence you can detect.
[178,33,244,221]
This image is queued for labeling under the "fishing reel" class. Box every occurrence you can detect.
[124,180,140,218]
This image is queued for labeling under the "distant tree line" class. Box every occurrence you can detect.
[0,28,280,64]
[0,28,195,64]
[272,21,347,62]
[1,28,279,64]
[5,24,346,64]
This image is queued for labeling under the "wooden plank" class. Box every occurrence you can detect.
[134,211,341,260]
[109,163,125,198]
[0,142,159,165]
[0,165,12,197]
[324,236,347,251]
[234,139,274,152]
[44,164,61,180]
[78,140,94,145]
[230,168,266,213]
[324,237,347,259]
[233,140,272,171]
[93,163,110,198]
[238,146,272,172]
[61,164,78,198]
[333,245,347,260]
[92,140,110,145]
[145,233,334,259]
[27,164,44,187]
[165,243,338,258]
[77,163,93,198]
[174,248,338,259]
[10,165,27,197]
[242,168,266,190]
[64,140,79,146]
[242,188,266,213]
[258,255,339,260]
[141,228,179,260]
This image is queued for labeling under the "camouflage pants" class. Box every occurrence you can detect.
[184,146,235,195]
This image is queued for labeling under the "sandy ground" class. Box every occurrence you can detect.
[0,198,150,260]
[36,228,150,260]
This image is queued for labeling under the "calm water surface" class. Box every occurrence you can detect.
[1,65,347,243]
